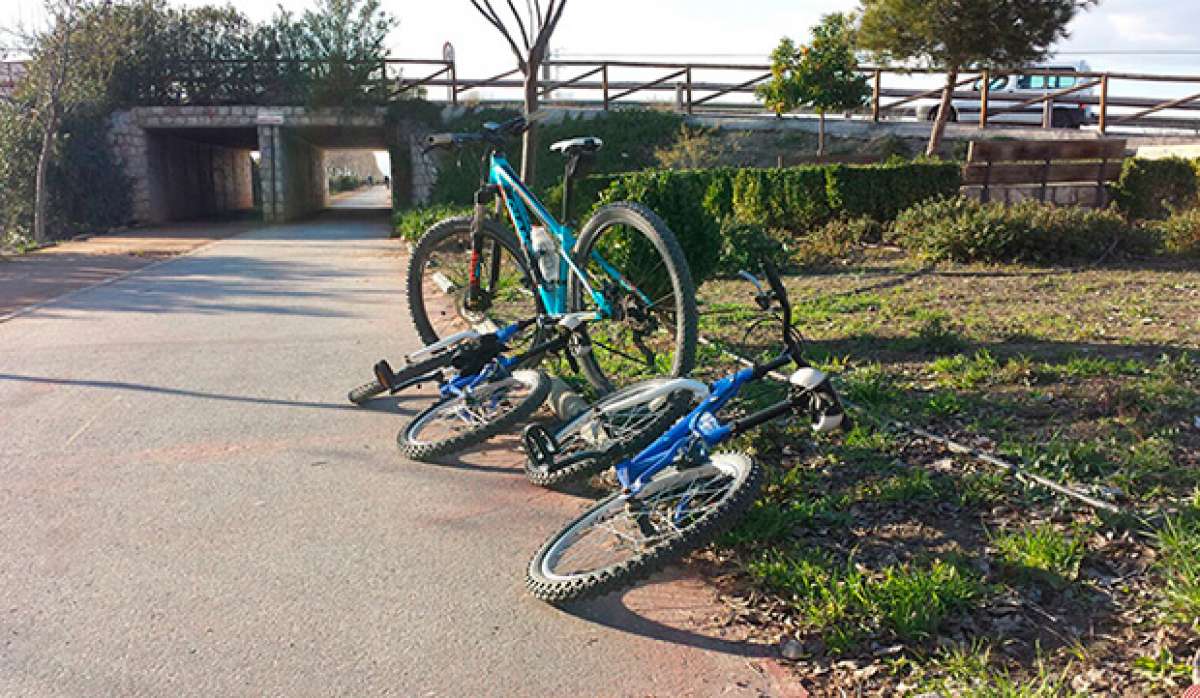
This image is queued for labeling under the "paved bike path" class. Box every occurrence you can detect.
[0,212,793,697]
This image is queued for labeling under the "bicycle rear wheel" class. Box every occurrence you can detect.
[524,378,701,488]
[569,203,698,393]
[407,216,540,351]
[398,370,550,461]
[526,452,762,604]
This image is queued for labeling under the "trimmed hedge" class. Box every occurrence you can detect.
[826,161,964,222]
[589,161,961,282]
[597,170,726,286]
[1110,157,1200,220]
[894,196,1155,264]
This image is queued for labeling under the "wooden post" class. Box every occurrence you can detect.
[685,66,693,115]
[1098,74,1108,134]
[979,70,990,129]
[450,60,458,106]
[871,69,881,122]
[601,63,609,110]
[1043,97,1053,129]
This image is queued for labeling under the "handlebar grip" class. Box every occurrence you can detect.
[426,133,455,150]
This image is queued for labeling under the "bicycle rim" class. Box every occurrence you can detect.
[538,458,746,582]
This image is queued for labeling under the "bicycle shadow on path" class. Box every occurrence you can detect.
[562,566,778,659]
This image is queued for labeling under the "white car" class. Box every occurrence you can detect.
[915,62,1095,128]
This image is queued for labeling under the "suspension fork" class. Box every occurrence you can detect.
[466,185,500,311]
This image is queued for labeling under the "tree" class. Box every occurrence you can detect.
[5,0,131,244]
[468,0,568,183]
[757,13,869,157]
[858,0,1094,157]
[298,0,395,108]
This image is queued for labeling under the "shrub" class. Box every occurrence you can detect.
[0,103,131,240]
[1110,157,1199,220]
[825,160,962,222]
[1154,207,1200,257]
[393,204,470,241]
[597,169,725,286]
[732,167,831,231]
[894,196,1151,264]
[715,221,788,277]
[791,217,874,267]
[329,174,362,193]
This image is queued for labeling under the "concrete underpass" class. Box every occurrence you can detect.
[109,107,431,225]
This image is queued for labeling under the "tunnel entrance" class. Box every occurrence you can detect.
[113,107,425,225]
[143,127,258,222]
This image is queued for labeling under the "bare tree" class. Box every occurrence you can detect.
[468,0,567,184]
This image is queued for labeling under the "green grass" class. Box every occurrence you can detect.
[991,524,1086,589]
[861,468,947,504]
[721,494,852,546]
[748,551,984,651]
[915,642,1085,697]
[1155,509,1200,621]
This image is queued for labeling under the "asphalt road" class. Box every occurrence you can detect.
[0,212,789,697]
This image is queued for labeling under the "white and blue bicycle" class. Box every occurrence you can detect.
[525,261,847,603]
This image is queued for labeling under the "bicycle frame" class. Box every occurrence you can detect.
[484,153,653,319]
[613,365,760,494]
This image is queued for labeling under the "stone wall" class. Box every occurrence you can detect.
[259,126,326,223]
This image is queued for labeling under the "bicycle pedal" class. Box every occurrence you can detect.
[522,423,559,470]
[373,359,398,392]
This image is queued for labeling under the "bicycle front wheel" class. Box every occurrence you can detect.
[526,452,762,604]
[569,203,698,393]
[406,216,539,350]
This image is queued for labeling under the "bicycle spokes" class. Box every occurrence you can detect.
[542,466,737,578]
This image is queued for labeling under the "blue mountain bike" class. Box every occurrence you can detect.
[404,115,698,394]
[525,261,848,603]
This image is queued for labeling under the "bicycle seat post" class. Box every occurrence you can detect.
[561,153,578,224]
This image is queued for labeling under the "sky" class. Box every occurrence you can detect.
[4,0,1199,93]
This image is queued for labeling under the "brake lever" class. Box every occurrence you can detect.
[738,270,775,311]
[737,270,765,294]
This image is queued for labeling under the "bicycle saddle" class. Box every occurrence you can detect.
[550,137,603,156]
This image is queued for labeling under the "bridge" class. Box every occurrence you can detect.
[7,55,1200,226]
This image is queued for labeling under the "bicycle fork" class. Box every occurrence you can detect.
[466,185,502,313]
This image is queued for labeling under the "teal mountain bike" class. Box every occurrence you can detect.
[405,115,698,394]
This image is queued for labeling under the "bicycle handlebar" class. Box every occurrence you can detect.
[424,115,531,153]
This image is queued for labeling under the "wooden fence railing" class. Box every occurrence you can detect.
[397,58,1200,132]
[4,55,1200,132]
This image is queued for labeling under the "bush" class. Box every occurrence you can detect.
[393,204,470,241]
[1110,157,1199,220]
[0,103,131,240]
[732,167,831,231]
[825,160,962,222]
[329,174,362,193]
[597,169,726,286]
[894,196,1152,264]
[715,221,788,277]
[791,217,874,267]
[1155,207,1200,257]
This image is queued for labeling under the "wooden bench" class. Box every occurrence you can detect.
[963,138,1127,208]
